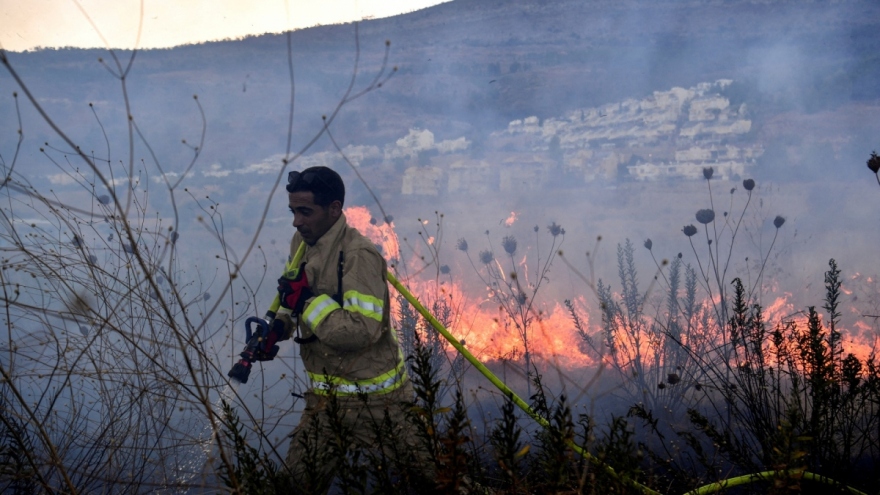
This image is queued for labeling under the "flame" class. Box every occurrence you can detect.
[763,293,797,322]
[531,302,594,368]
[446,298,594,369]
[389,274,595,369]
[845,320,878,361]
[344,206,400,260]
[504,211,518,227]
[346,205,877,373]
[345,205,595,368]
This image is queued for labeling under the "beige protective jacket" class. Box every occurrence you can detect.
[282,213,407,399]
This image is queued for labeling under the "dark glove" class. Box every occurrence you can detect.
[277,262,313,314]
[261,318,289,355]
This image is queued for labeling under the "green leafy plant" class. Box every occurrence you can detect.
[489,397,528,490]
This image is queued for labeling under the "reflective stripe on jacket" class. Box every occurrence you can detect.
[307,355,406,396]
[286,212,407,397]
[302,290,384,329]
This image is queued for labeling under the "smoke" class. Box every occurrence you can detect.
[749,42,805,95]
[2,3,879,483]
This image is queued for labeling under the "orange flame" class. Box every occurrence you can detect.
[347,205,877,372]
[346,205,594,368]
[345,206,400,260]
[503,211,518,227]
[763,293,797,323]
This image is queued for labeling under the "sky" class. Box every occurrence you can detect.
[0,0,449,52]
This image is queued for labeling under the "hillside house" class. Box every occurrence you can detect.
[689,95,730,121]
[401,166,443,195]
[628,160,747,181]
[563,149,619,182]
[448,159,496,194]
[499,154,557,192]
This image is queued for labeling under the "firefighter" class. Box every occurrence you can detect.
[270,166,424,492]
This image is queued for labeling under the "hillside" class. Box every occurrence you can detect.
[2,0,877,185]
[1,4,880,491]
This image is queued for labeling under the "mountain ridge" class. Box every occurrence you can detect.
[1,0,878,193]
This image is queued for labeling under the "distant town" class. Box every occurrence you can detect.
[288,80,762,196]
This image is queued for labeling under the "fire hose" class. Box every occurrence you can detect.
[388,272,662,495]
[229,243,866,494]
[386,273,867,495]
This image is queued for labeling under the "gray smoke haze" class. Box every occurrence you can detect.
[2,0,879,370]
[1,0,880,485]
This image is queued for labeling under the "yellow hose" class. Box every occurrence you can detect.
[387,272,662,495]
[683,470,867,495]
[386,272,868,495]
[266,247,865,495]
[267,242,308,315]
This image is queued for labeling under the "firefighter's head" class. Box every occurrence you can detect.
[286,166,345,245]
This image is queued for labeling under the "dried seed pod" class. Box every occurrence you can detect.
[868,151,880,173]
[773,216,785,228]
[502,236,517,255]
[695,209,715,224]
[479,250,494,264]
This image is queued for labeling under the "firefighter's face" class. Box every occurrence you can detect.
[288,191,342,246]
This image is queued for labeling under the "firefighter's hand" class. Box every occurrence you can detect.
[277,262,313,313]
[260,318,289,355]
